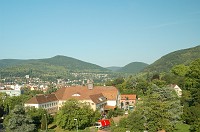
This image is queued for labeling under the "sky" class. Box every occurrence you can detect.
[0,0,200,67]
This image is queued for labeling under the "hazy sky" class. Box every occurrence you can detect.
[0,0,200,67]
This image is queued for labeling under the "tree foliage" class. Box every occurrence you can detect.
[56,99,99,130]
[26,107,50,129]
[143,45,200,73]
[181,58,200,130]
[117,84,182,132]
[171,64,189,77]
[3,105,35,132]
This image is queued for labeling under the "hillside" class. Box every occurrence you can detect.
[143,45,200,73]
[0,55,110,79]
[117,62,149,74]
[106,66,122,72]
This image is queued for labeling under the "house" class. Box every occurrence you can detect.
[24,94,59,114]
[120,94,137,110]
[170,84,182,97]
[25,85,120,113]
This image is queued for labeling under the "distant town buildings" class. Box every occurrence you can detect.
[0,84,22,96]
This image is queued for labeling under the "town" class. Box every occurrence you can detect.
[0,72,183,132]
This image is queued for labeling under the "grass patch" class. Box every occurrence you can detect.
[47,124,98,132]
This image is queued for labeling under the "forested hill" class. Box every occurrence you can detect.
[143,45,200,73]
[117,62,149,74]
[0,55,110,78]
[106,66,121,72]
[40,55,109,72]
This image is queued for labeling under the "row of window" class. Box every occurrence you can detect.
[39,102,58,109]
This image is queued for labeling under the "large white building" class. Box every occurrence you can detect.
[24,85,120,114]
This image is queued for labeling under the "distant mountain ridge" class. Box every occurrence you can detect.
[106,62,149,74]
[0,55,110,79]
[1,45,199,79]
[117,62,149,74]
[143,45,200,73]
[106,66,122,72]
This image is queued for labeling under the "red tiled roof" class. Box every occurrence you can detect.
[121,94,136,100]
[89,93,107,104]
[25,94,58,104]
[55,86,118,101]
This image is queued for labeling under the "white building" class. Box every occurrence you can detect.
[171,84,182,97]
[25,85,120,113]
[24,94,59,114]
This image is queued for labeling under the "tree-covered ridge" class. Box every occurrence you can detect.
[117,62,149,74]
[41,55,109,72]
[106,66,122,72]
[0,55,111,79]
[143,45,200,73]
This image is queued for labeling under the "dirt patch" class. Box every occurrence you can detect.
[112,115,127,125]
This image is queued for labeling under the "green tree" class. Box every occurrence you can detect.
[56,99,95,130]
[3,105,35,132]
[182,58,200,130]
[152,79,166,88]
[26,107,47,129]
[171,64,189,77]
[0,93,6,116]
[126,110,145,131]
[135,79,149,95]
[3,95,30,113]
[40,113,47,130]
[144,85,182,132]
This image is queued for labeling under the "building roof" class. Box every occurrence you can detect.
[25,94,58,104]
[89,93,107,104]
[104,105,116,110]
[121,94,136,100]
[55,86,118,101]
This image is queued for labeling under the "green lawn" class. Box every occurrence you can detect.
[46,123,98,132]
[174,123,190,132]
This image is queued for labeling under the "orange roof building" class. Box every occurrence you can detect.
[120,94,137,110]
[25,85,120,113]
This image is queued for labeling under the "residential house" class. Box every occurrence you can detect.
[170,84,182,97]
[120,94,137,110]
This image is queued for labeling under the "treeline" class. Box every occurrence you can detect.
[107,58,200,132]
[143,45,200,73]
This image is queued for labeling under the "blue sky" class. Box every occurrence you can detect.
[0,0,200,67]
